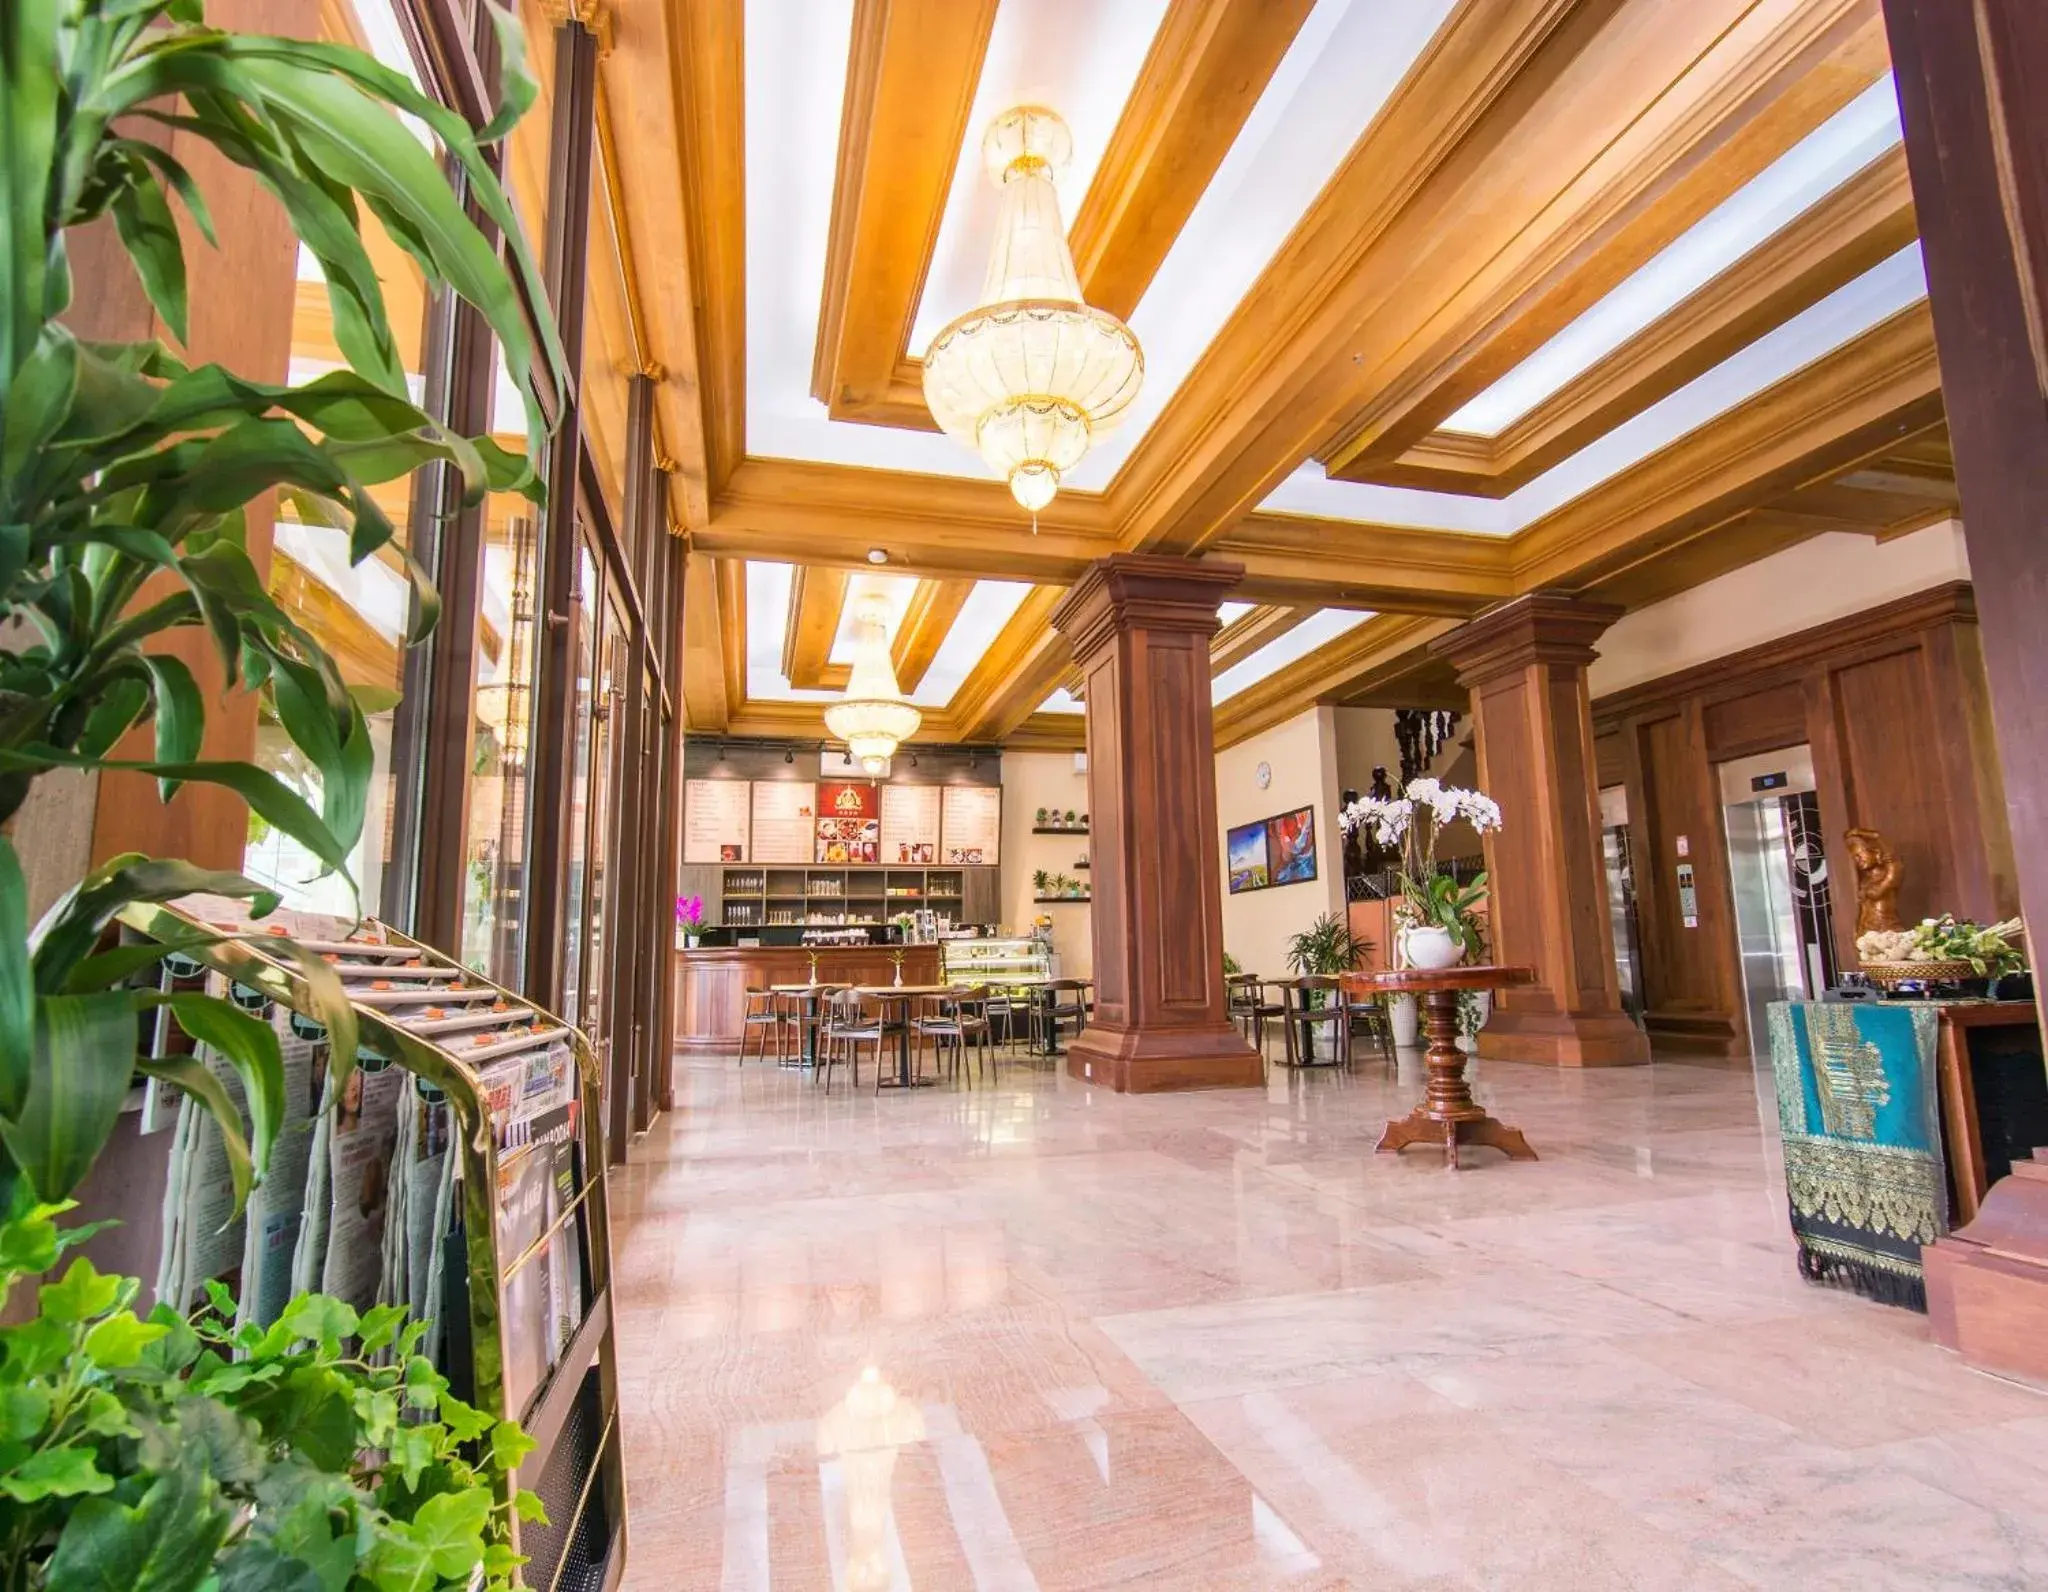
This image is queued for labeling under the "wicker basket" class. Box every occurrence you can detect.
[1859,958,1979,988]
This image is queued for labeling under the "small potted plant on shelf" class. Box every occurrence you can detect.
[1285,911,1366,1061]
[1036,807,1049,825]
[676,893,706,948]
[1341,778,1502,969]
[1064,810,1078,829]
[1032,869,1050,897]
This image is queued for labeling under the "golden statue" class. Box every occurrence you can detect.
[1844,827,1902,935]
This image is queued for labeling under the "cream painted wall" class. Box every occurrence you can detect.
[1332,706,1401,799]
[1588,520,1972,698]
[998,750,1093,978]
[1215,706,1345,977]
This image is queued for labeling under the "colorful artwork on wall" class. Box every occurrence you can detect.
[1228,806,1318,894]
[1227,822,1270,894]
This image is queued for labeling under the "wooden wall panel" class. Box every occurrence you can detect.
[1594,729,1626,790]
[1594,583,2016,1058]
[1701,680,1808,760]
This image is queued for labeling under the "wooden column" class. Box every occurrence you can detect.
[1050,556,1262,1093]
[1884,1,2048,1004]
[1433,594,1649,1066]
[1883,0,2048,1371]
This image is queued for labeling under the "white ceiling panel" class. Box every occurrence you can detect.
[1213,607,1374,704]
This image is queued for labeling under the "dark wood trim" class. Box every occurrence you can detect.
[1591,582,1976,725]
[523,17,600,1013]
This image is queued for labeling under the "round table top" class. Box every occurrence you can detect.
[1343,964,1537,994]
[852,983,958,998]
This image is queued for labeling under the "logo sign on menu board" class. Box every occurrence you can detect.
[816,781,880,864]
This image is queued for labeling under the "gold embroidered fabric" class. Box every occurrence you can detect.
[1782,1137,1942,1244]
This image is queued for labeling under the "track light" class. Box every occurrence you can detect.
[784,747,794,764]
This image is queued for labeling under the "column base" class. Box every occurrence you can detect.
[1478,1009,1650,1066]
[1064,1024,1264,1093]
[1925,1155,2048,1389]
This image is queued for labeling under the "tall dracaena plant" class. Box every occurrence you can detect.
[0,1,563,1211]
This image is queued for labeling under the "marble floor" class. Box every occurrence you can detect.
[608,1042,2048,1590]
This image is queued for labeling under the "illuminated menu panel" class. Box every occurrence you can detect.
[750,781,816,865]
[682,779,750,863]
[880,784,942,865]
[940,785,1001,866]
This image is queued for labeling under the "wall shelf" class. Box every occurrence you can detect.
[1031,826,1089,836]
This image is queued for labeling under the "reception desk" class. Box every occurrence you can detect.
[672,944,944,1051]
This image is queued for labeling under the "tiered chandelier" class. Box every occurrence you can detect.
[823,592,922,772]
[922,105,1144,517]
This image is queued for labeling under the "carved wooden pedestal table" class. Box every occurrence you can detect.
[1344,965,1539,1169]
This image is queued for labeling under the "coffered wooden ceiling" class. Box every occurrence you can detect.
[544,0,1953,749]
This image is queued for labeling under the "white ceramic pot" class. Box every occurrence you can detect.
[1402,925,1464,970]
[1389,993,1420,1047]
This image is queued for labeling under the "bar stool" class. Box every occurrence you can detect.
[738,988,782,1063]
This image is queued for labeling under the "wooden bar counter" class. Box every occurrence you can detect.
[672,944,943,1051]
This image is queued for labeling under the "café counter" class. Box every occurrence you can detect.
[672,943,944,1050]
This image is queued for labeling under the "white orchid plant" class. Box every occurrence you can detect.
[1340,778,1503,959]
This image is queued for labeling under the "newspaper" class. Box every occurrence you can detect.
[235,1009,328,1330]
[316,1058,405,1312]
[153,980,256,1313]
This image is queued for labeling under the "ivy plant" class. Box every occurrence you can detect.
[0,1195,543,1590]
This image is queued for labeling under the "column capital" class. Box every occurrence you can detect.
[1051,554,1245,666]
[1431,592,1625,689]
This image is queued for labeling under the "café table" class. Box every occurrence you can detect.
[852,985,957,1088]
[1342,964,1538,1169]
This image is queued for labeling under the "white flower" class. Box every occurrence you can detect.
[1405,777,1443,805]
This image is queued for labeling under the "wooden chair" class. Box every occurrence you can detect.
[777,985,839,1069]
[1228,973,1286,1050]
[818,989,885,1091]
[1279,976,1351,1069]
[1031,980,1090,1055]
[739,988,782,1063]
[915,985,993,1083]
[1347,990,1394,1063]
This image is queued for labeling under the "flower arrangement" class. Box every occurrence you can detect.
[676,893,705,943]
[1858,915,2026,977]
[1340,778,1503,967]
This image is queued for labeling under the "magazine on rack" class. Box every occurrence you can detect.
[311,1056,405,1312]
[234,1009,328,1330]
[154,979,255,1312]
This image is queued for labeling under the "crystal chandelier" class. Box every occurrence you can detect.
[922,105,1144,516]
[824,592,922,772]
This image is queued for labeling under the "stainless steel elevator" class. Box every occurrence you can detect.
[1719,749,1838,1052]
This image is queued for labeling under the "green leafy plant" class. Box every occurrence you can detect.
[0,0,561,1209]
[1406,870,1490,960]
[1858,914,2028,977]
[1284,911,1362,978]
[0,1196,542,1590]
[1221,951,1242,979]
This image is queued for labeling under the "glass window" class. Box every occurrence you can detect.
[460,361,544,979]
[243,2,430,918]
[559,541,599,1026]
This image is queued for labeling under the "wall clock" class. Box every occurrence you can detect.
[1255,761,1272,790]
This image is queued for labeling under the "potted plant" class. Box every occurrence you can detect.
[1032,868,1049,897]
[1063,809,1077,829]
[676,893,706,947]
[1285,910,1364,1060]
[1035,807,1048,826]
[0,5,560,1580]
[1341,778,1502,969]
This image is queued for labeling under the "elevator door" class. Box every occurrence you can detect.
[1725,798,1807,1053]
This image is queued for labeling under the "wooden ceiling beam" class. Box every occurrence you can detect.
[681,551,731,731]
[1210,605,1310,677]
[1110,0,1887,559]
[1068,0,1318,322]
[1212,615,1464,748]
[1510,302,1944,591]
[669,0,747,495]
[947,587,1074,744]
[811,0,998,426]
[891,578,974,693]
[1323,0,1889,480]
[1354,144,1918,496]
[780,566,851,689]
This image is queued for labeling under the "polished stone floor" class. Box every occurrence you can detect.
[609,1042,2048,1590]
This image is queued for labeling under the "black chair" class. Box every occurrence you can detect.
[914,986,994,1083]
[818,989,885,1091]
[1227,973,1286,1050]
[1031,979,1090,1056]
[1279,975,1351,1068]
[1347,990,1394,1063]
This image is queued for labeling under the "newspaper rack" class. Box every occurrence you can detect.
[120,895,627,1592]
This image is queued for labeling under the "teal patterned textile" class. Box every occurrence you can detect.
[1766,1001,1950,1310]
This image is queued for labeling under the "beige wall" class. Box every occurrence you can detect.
[1332,706,1401,799]
[1588,520,1972,698]
[998,749,1093,978]
[1214,706,1345,977]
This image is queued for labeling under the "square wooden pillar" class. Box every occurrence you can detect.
[1051,556,1263,1092]
[1433,594,1649,1066]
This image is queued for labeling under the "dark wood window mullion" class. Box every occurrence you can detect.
[523,17,601,1012]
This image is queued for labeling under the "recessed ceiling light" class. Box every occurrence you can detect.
[866,548,888,565]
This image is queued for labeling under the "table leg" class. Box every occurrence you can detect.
[804,996,819,1069]
[1375,987,1538,1168]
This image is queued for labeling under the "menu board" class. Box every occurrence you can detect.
[683,779,751,863]
[815,781,880,864]
[940,785,1001,866]
[751,781,816,864]
[880,784,941,864]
